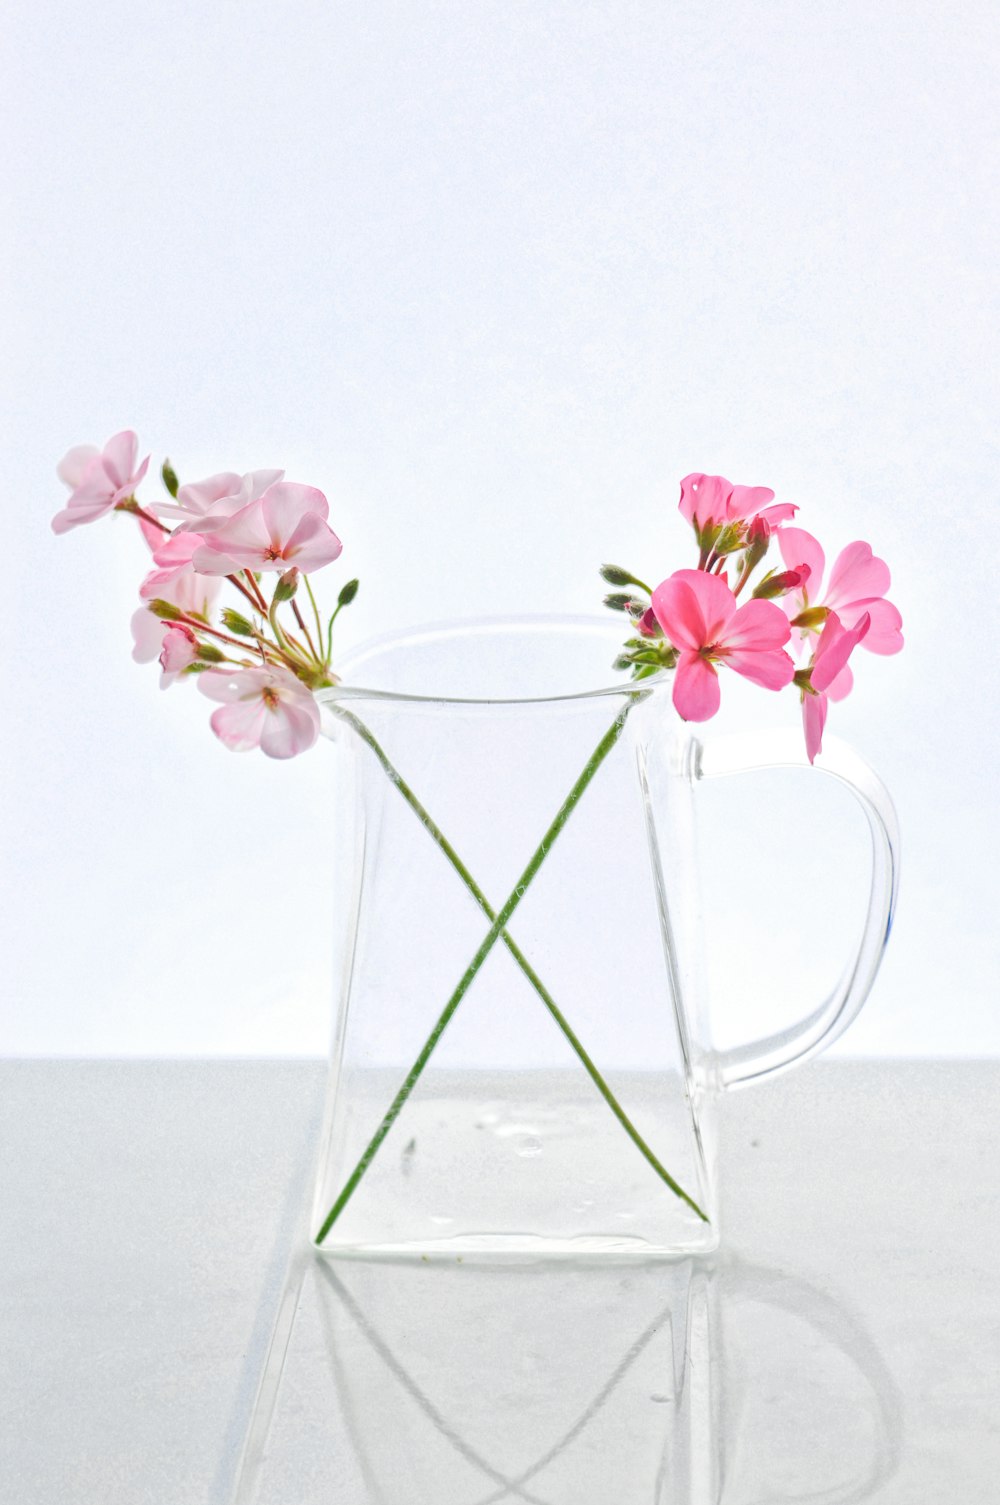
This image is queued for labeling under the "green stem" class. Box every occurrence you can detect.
[315,699,708,1244]
[303,575,326,666]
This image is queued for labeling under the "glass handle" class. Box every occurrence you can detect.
[695,729,901,1091]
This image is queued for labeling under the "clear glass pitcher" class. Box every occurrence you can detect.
[310,617,899,1257]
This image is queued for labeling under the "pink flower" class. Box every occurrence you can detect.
[198,665,320,759]
[154,467,284,522]
[801,610,871,763]
[52,431,151,534]
[159,625,199,688]
[678,472,797,539]
[651,568,795,721]
[778,528,903,656]
[192,483,342,576]
[129,615,199,689]
[138,557,221,614]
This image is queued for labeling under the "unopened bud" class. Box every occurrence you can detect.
[603,592,635,613]
[791,605,830,630]
[147,598,184,621]
[273,568,299,604]
[161,459,179,499]
[196,642,226,663]
[221,607,255,636]
[625,599,647,621]
[636,606,662,639]
[753,568,804,601]
[337,577,360,608]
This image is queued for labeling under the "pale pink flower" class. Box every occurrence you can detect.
[153,467,284,522]
[131,612,202,689]
[801,610,871,763]
[138,556,221,614]
[52,431,150,534]
[651,568,795,721]
[678,472,797,538]
[198,665,320,759]
[192,482,342,576]
[158,625,200,688]
[778,528,903,656]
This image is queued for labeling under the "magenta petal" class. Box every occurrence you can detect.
[724,646,795,691]
[810,612,870,693]
[778,528,825,600]
[678,473,731,529]
[751,501,797,528]
[672,651,721,721]
[726,484,775,522]
[837,597,903,655]
[825,663,854,702]
[652,577,702,650]
[825,541,890,611]
[803,691,828,764]
[725,598,791,652]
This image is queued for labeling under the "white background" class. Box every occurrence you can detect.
[1,0,996,1057]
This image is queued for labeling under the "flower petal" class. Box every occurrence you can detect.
[778,528,826,603]
[101,430,140,489]
[725,597,792,652]
[209,698,269,752]
[653,568,736,650]
[835,596,903,655]
[802,691,828,764]
[282,510,344,572]
[259,696,320,758]
[825,541,890,612]
[724,646,795,691]
[726,484,775,522]
[810,611,871,693]
[672,651,721,721]
[678,473,732,529]
[57,444,100,490]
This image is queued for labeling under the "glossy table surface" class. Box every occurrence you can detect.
[2,1060,998,1503]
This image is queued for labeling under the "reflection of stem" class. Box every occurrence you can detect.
[315,699,707,1245]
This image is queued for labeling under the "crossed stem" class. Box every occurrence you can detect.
[315,698,708,1244]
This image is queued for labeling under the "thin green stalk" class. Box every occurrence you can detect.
[316,699,707,1244]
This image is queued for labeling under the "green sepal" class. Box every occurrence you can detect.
[161,459,179,498]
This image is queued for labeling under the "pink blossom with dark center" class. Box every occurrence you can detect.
[651,568,795,721]
[198,665,321,759]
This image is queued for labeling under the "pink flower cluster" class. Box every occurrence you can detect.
[606,471,903,761]
[53,431,358,759]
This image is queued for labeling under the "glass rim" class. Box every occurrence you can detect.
[316,612,672,708]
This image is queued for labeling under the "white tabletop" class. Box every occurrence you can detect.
[2,1060,998,1503]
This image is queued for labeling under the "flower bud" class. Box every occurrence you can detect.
[636,606,662,639]
[196,642,226,663]
[791,605,830,630]
[753,568,805,601]
[161,459,179,499]
[337,577,360,608]
[221,607,255,636]
[272,568,299,604]
[146,598,184,621]
[603,592,635,613]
